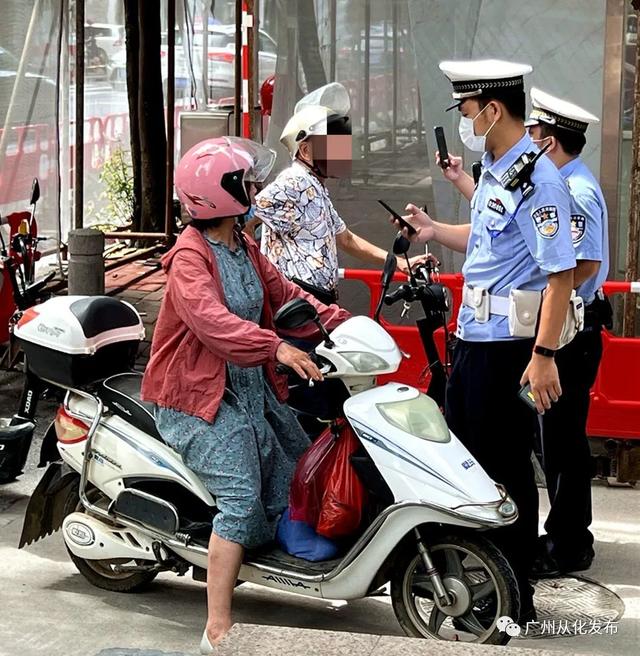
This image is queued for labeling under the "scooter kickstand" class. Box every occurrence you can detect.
[414,528,453,607]
[151,540,190,576]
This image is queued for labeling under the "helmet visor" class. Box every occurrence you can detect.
[224,137,276,183]
[295,82,351,116]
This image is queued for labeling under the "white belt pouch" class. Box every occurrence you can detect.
[557,292,584,348]
[508,289,542,338]
[508,288,584,347]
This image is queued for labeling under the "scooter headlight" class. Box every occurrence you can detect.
[339,351,389,373]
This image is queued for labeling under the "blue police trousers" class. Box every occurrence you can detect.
[539,324,602,557]
[445,338,538,616]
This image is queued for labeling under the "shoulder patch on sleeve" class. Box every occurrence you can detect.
[570,214,586,244]
[531,205,559,239]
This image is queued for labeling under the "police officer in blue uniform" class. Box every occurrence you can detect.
[525,88,611,577]
[396,60,576,622]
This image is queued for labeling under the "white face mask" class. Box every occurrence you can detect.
[458,104,496,152]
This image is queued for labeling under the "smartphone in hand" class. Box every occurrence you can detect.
[434,126,450,169]
[378,199,417,236]
[518,383,540,413]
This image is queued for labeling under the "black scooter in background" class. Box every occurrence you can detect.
[0,178,57,484]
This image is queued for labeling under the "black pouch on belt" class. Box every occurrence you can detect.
[586,292,613,330]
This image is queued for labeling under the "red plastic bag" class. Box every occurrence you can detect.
[316,425,366,539]
[289,425,338,526]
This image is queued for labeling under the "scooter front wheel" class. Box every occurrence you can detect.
[390,532,520,645]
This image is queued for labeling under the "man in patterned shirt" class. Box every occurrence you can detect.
[256,83,423,304]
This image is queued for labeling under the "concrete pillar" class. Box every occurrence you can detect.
[67,228,105,295]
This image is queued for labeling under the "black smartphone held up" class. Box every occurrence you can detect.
[518,383,540,413]
[434,126,450,169]
[378,199,416,236]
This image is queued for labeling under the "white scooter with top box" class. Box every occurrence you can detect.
[17,291,521,645]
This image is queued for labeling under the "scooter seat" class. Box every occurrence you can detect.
[99,372,164,443]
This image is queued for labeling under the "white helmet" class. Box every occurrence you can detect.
[280,105,335,157]
[280,82,351,158]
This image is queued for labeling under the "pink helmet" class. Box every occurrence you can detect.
[175,137,276,220]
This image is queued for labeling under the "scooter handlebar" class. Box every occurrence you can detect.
[384,284,413,306]
[275,352,331,378]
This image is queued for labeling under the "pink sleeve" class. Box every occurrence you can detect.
[167,249,283,366]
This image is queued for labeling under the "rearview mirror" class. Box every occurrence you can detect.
[274,298,319,330]
[30,178,40,206]
[381,251,397,289]
[392,232,411,256]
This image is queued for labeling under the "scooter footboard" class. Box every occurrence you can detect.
[319,502,485,600]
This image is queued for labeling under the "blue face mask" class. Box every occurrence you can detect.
[244,205,257,220]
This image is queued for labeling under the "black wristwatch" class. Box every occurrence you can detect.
[533,345,556,358]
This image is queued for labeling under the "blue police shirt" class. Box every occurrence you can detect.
[559,157,609,304]
[458,133,576,342]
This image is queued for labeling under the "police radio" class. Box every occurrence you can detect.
[500,142,551,199]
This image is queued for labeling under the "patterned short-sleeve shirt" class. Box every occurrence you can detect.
[256,160,346,292]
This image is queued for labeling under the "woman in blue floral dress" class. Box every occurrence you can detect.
[142,137,348,652]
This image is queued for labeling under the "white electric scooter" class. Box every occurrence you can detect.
[17,257,520,645]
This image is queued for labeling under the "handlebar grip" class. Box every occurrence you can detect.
[384,286,409,306]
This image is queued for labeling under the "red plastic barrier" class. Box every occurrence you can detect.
[69,116,108,183]
[341,269,463,389]
[587,281,640,439]
[1,113,132,207]
[102,113,129,143]
[341,269,640,441]
[0,124,52,205]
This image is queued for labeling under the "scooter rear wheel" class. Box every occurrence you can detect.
[390,532,520,645]
[62,486,159,593]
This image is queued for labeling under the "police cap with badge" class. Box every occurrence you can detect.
[439,59,545,198]
[439,59,532,111]
[525,87,600,135]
